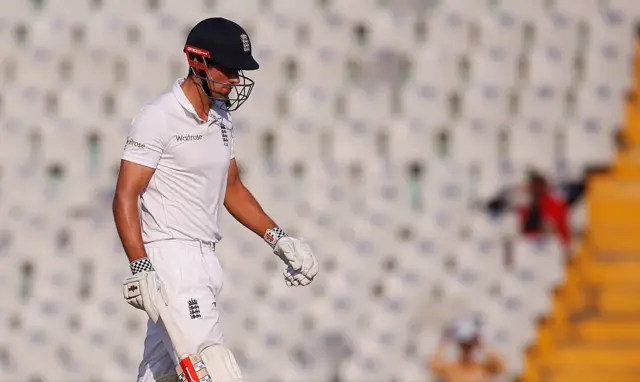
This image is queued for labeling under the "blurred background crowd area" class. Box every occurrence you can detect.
[2,0,640,381]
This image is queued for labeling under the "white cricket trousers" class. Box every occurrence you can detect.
[137,239,225,382]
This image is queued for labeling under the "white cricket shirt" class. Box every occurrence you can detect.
[121,78,235,244]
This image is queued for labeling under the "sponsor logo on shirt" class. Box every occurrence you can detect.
[175,134,204,142]
[126,138,145,149]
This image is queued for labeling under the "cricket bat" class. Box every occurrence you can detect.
[156,298,212,382]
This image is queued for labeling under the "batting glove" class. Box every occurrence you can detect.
[265,227,319,286]
[122,257,168,323]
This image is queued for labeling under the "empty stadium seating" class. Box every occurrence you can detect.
[1,0,637,381]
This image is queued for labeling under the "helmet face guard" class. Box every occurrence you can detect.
[186,53,255,112]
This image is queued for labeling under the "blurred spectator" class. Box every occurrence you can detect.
[428,317,505,382]
[486,169,584,259]
[517,171,571,252]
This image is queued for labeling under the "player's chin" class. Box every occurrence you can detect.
[212,91,231,101]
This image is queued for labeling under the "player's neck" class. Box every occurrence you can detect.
[182,77,212,121]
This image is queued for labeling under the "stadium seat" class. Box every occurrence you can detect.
[508,118,557,174]
[451,118,501,169]
[468,46,520,90]
[478,10,524,54]
[428,6,472,58]
[552,0,602,22]
[460,83,510,125]
[518,84,567,125]
[564,117,616,173]
[528,45,575,90]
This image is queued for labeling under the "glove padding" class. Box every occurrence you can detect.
[122,270,168,323]
[274,237,319,286]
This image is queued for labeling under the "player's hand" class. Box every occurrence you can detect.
[274,237,319,286]
[122,258,168,322]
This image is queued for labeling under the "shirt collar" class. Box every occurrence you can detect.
[172,78,218,123]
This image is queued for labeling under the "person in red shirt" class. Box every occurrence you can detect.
[517,171,571,257]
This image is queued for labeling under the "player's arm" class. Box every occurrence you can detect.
[224,159,319,286]
[113,160,155,262]
[224,158,277,236]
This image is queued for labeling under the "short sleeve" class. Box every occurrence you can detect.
[121,106,168,169]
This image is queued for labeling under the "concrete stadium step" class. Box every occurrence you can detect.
[573,319,640,343]
[581,260,640,285]
[587,178,640,225]
[542,347,640,367]
[597,287,640,314]
[588,227,640,252]
[545,369,640,382]
[589,249,640,261]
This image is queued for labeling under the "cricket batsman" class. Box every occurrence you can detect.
[112,17,319,381]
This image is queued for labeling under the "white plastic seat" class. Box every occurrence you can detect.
[608,0,640,20]
[563,117,616,172]
[461,84,510,125]
[456,235,503,289]
[469,46,519,90]
[0,21,19,60]
[330,0,378,23]
[367,10,417,54]
[44,0,94,24]
[451,118,500,169]
[533,11,578,53]
[124,47,173,95]
[340,349,398,382]
[275,120,324,166]
[138,13,189,58]
[156,0,204,27]
[438,0,489,19]
[331,121,379,164]
[508,118,556,174]
[575,83,625,128]
[497,0,546,22]
[288,82,338,126]
[27,15,74,56]
[68,52,116,91]
[297,44,347,88]
[584,42,633,93]
[513,237,565,289]
[386,118,439,165]
[590,9,636,55]
[528,45,575,89]
[83,13,130,55]
[344,85,393,126]
[101,0,151,22]
[252,13,298,57]
[518,84,566,125]
[13,47,59,89]
[113,85,159,124]
[0,1,36,23]
[0,83,50,128]
[413,43,461,91]
[401,80,452,129]
[305,11,352,56]
[270,0,323,21]
[478,10,524,53]
[552,0,601,22]
[423,159,469,214]
[428,6,471,57]
[57,85,107,126]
